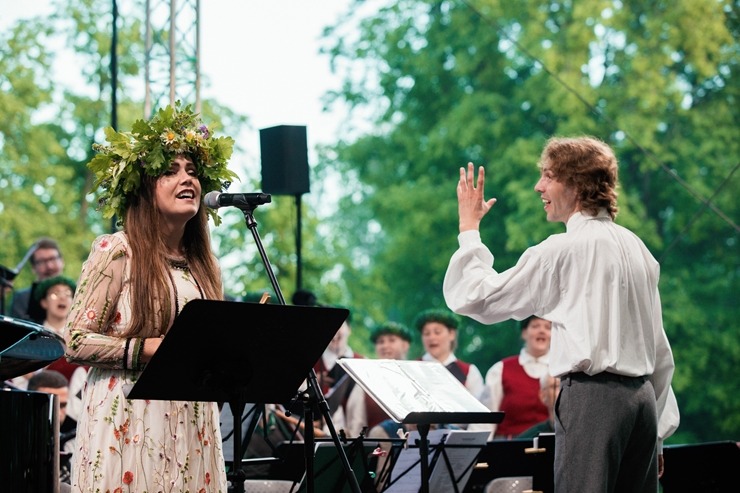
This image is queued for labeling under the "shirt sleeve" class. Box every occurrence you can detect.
[443,230,558,324]
[481,361,505,436]
[465,363,485,401]
[650,287,680,449]
[64,234,144,370]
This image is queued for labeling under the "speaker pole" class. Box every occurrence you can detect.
[295,193,303,291]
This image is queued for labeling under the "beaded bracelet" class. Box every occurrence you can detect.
[123,338,131,370]
[133,338,145,370]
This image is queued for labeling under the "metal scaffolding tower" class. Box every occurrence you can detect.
[144,0,201,117]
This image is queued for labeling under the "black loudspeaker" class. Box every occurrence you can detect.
[259,125,310,195]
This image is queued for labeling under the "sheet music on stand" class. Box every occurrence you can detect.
[336,359,493,419]
[337,359,500,493]
[384,428,489,493]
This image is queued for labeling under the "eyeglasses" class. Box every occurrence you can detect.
[48,291,74,300]
[33,254,62,266]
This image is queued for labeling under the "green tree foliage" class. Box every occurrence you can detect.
[1,0,165,283]
[0,1,334,321]
[1,14,91,285]
[320,0,739,442]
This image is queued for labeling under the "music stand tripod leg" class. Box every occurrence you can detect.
[227,399,248,493]
[300,389,316,493]
[417,423,431,493]
[302,368,363,493]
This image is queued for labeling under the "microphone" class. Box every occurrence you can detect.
[204,191,272,209]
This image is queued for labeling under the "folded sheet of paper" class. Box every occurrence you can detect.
[337,359,492,422]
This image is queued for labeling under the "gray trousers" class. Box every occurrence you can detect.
[554,372,658,493]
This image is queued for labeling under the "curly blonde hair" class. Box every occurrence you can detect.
[539,136,619,219]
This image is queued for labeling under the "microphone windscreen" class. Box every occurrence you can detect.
[203,191,221,209]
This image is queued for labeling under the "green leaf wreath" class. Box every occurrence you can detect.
[87,102,238,226]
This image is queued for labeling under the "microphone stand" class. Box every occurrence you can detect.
[238,203,362,493]
[0,243,39,315]
[0,270,12,315]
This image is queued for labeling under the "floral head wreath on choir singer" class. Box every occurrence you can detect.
[87,102,238,226]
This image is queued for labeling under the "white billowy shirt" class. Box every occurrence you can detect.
[443,210,679,447]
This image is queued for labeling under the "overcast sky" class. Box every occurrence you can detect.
[1,0,357,186]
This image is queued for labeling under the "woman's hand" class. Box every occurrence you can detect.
[141,337,163,363]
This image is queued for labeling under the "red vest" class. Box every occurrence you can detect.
[46,357,86,383]
[496,356,549,438]
[364,393,390,430]
[446,359,471,385]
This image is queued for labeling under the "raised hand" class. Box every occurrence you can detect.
[457,162,497,232]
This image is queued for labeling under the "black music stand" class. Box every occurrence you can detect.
[464,438,538,491]
[126,299,349,493]
[660,441,740,492]
[403,412,502,493]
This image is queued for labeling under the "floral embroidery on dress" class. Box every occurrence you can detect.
[84,307,98,325]
[98,237,113,251]
[65,232,227,492]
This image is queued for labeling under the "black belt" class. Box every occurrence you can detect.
[565,371,647,385]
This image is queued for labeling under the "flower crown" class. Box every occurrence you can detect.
[87,102,238,225]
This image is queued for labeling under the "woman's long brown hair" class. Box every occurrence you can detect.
[122,174,223,338]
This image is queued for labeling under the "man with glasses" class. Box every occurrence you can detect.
[10,237,65,323]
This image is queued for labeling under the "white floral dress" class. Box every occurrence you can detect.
[65,232,226,493]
